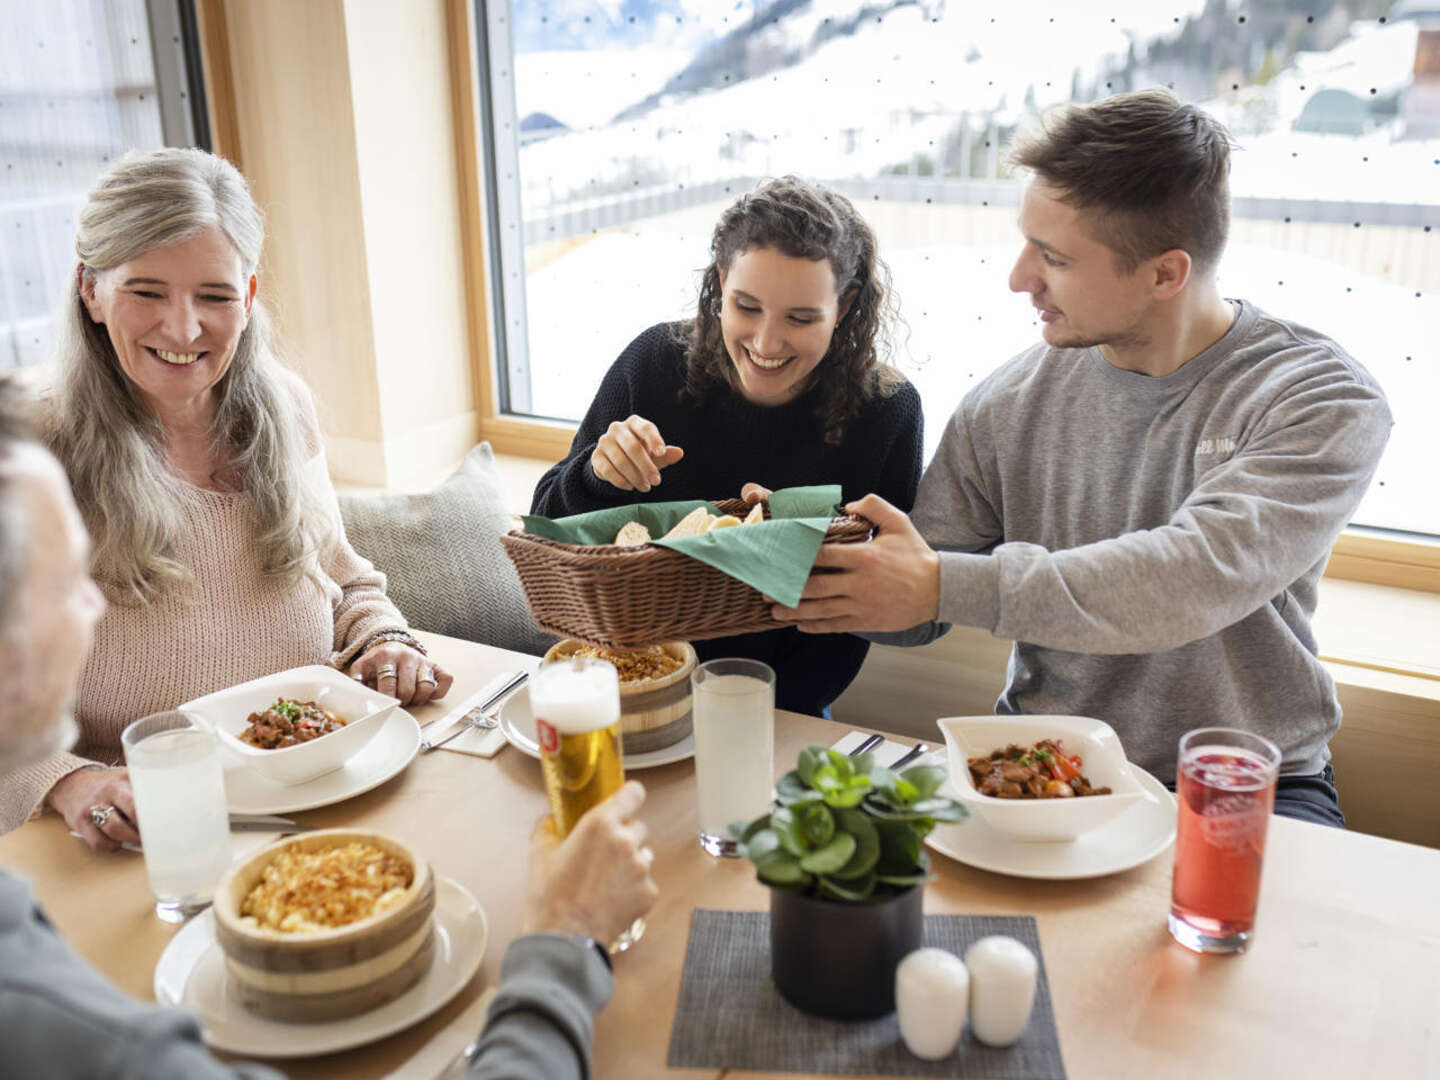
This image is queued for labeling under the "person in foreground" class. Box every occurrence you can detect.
[0,384,658,1077]
[0,147,454,845]
[531,176,923,718]
[772,89,1391,827]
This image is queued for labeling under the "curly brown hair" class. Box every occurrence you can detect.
[675,176,903,444]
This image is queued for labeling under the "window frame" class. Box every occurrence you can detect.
[452,0,1439,593]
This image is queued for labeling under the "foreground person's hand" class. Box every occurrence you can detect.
[349,642,452,707]
[522,780,659,945]
[47,766,141,852]
[590,415,684,493]
[771,493,941,633]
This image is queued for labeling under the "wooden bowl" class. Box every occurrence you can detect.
[213,829,435,1022]
[541,640,696,753]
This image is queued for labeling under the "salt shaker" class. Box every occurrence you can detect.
[964,935,1038,1047]
[895,947,970,1060]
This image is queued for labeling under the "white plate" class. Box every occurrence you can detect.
[925,758,1177,880]
[154,875,487,1058]
[499,685,695,769]
[223,708,420,815]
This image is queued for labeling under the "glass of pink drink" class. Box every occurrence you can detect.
[1169,727,1281,954]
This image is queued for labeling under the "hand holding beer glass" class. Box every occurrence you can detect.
[531,656,646,952]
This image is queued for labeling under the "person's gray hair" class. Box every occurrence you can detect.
[0,378,33,632]
[45,147,327,604]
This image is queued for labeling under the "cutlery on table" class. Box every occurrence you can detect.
[421,670,528,752]
[889,742,930,772]
[848,733,884,757]
[229,814,311,833]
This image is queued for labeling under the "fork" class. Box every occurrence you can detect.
[425,710,499,752]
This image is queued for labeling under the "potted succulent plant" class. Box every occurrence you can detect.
[732,744,968,1020]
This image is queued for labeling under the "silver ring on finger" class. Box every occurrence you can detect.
[375,663,398,680]
[417,668,437,687]
[90,804,116,830]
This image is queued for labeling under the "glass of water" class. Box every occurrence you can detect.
[121,710,232,923]
[691,658,775,856]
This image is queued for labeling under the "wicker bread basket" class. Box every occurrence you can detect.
[501,498,872,649]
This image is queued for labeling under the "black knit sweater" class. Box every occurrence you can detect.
[531,323,924,718]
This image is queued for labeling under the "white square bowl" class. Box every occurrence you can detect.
[182,666,399,786]
[937,715,1149,842]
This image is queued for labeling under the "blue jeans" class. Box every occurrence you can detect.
[1273,763,1345,829]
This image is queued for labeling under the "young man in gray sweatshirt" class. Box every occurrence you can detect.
[774,89,1392,826]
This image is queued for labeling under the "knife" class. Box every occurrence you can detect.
[230,814,311,833]
[421,670,529,752]
[849,733,884,757]
[889,742,930,772]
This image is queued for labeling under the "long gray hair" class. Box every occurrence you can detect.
[46,147,325,605]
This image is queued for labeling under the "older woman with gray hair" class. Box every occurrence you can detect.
[0,148,452,847]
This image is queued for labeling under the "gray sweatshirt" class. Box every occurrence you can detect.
[874,300,1391,782]
[0,870,611,1080]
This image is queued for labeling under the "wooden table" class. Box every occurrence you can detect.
[2,632,1437,1079]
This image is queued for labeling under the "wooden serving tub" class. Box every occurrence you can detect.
[213,829,436,1022]
[542,640,697,753]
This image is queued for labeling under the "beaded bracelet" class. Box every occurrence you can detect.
[355,628,427,658]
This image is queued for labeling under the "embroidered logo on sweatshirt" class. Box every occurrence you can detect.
[1195,436,1238,458]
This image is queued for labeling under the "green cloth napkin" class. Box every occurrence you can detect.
[519,485,842,608]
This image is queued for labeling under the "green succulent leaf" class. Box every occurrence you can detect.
[821,774,872,809]
[849,750,875,774]
[755,849,810,886]
[901,765,946,801]
[799,831,857,874]
[730,814,771,844]
[875,819,924,875]
[771,806,808,857]
[875,871,933,887]
[860,798,932,823]
[912,797,969,824]
[830,810,880,879]
[797,746,830,788]
[775,771,823,807]
[818,872,875,902]
[742,827,782,862]
[797,802,836,848]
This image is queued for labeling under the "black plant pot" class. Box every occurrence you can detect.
[769,884,924,1020]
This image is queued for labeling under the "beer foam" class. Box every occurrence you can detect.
[531,663,620,734]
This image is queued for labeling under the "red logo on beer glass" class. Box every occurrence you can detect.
[536,717,560,755]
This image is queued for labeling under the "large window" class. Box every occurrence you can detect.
[0,0,208,371]
[479,0,1438,536]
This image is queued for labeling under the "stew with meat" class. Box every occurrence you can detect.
[239,698,348,749]
[968,739,1112,799]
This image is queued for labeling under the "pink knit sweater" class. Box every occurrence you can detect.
[0,453,407,832]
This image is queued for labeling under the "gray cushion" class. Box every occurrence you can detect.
[338,443,556,657]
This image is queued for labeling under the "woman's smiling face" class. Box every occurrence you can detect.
[718,246,852,407]
[79,226,256,417]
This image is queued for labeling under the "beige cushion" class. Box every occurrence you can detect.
[338,443,555,657]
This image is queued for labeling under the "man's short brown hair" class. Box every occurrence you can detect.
[1009,88,1236,276]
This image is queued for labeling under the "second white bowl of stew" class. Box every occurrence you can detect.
[938,715,1149,842]
[184,666,400,786]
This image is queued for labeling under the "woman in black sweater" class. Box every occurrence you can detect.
[531,177,922,718]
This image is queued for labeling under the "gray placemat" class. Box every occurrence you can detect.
[666,909,1066,1078]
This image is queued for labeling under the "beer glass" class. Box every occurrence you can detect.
[1169,727,1281,954]
[530,656,643,951]
[121,710,232,923]
[692,658,775,856]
